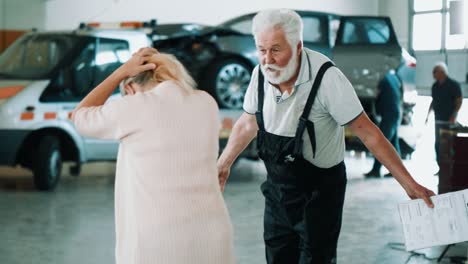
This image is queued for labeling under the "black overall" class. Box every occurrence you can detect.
[256,62,347,264]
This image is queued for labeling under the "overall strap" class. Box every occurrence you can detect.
[256,68,266,131]
[293,61,335,158]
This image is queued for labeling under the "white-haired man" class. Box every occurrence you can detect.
[217,9,435,264]
[426,62,462,175]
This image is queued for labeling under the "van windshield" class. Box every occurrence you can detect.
[0,33,80,79]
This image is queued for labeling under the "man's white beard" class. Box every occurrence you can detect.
[260,49,298,85]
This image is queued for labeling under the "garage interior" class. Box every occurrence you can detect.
[0,0,468,263]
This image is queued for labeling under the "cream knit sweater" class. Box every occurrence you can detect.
[74,81,236,264]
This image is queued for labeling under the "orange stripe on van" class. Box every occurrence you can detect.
[87,22,100,28]
[120,21,144,28]
[44,112,57,120]
[20,112,34,120]
[0,85,25,99]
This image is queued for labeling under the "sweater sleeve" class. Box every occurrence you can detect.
[73,97,136,140]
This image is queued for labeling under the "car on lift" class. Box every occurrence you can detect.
[151,10,418,156]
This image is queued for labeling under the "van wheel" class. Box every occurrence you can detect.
[205,59,252,109]
[33,135,62,191]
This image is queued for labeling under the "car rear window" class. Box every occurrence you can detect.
[341,18,391,44]
[302,16,326,43]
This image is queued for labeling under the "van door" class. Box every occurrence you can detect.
[332,16,401,115]
[79,38,131,161]
[39,36,130,162]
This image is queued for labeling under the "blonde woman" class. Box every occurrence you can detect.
[73,48,235,264]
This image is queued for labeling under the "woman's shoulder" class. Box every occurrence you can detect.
[194,90,217,105]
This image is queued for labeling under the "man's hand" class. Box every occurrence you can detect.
[216,113,258,192]
[217,161,231,192]
[405,183,436,208]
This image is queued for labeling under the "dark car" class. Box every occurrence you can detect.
[151,11,418,156]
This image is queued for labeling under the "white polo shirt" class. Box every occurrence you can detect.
[243,48,363,168]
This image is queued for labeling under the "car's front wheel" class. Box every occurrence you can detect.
[33,135,62,191]
[205,59,252,109]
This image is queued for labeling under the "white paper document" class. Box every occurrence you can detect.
[398,188,468,251]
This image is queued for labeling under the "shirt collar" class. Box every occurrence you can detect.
[264,48,311,102]
[294,48,312,87]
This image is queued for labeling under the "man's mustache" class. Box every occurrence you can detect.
[263,64,284,71]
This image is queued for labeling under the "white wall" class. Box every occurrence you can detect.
[378,0,409,49]
[43,0,378,30]
[0,0,45,30]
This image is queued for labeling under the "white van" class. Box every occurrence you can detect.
[0,26,251,190]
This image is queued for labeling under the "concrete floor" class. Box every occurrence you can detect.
[1,96,467,264]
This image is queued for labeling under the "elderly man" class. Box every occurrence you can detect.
[426,62,463,175]
[217,9,434,264]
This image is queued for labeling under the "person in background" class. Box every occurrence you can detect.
[425,62,462,175]
[365,71,402,178]
[73,48,235,264]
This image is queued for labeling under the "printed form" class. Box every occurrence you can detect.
[398,189,468,251]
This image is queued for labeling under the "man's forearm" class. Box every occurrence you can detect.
[218,121,257,167]
[367,131,416,188]
[453,97,463,116]
[349,113,417,191]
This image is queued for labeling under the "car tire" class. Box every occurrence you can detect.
[205,58,252,109]
[33,135,62,191]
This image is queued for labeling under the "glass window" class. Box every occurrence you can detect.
[412,13,442,50]
[41,38,130,102]
[0,34,78,79]
[302,17,324,43]
[71,42,97,98]
[40,40,96,102]
[94,39,130,87]
[330,18,340,46]
[366,20,390,43]
[446,13,467,49]
[414,0,443,12]
[446,0,467,49]
[342,22,360,44]
[341,18,391,44]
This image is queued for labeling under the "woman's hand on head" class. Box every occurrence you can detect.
[118,47,158,78]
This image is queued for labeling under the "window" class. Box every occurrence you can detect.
[412,0,467,51]
[330,18,340,45]
[0,34,77,79]
[446,0,468,49]
[414,0,443,12]
[341,18,391,44]
[41,38,130,102]
[413,13,442,50]
[302,17,325,43]
[94,39,130,86]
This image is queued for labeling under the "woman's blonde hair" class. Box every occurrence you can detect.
[120,53,196,95]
